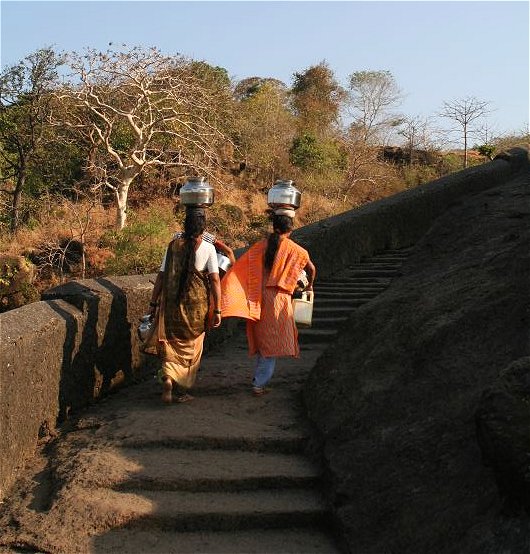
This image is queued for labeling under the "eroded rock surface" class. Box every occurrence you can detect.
[476,357,530,512]
[304,173,530,553]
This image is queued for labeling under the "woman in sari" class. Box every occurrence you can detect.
[221,208,316,396]
[143,207,222,403]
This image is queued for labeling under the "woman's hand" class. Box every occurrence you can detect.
[148,272,164,319]
[212,312,222,328]
[148,303,158,319]
[209,273,222,328]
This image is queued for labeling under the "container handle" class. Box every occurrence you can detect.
[302,290,314,302]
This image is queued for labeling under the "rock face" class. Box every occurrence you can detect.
[304,172,530,553]
[476,357,530,512]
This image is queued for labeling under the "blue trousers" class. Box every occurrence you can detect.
[253,354,277,388]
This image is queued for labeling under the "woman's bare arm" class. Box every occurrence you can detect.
[304,259,316,291]
[209,272,222,328]
[214,239,236,266]
[148,271,164,316]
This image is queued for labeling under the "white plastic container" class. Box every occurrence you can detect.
[293,291,314,328]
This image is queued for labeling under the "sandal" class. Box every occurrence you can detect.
[175,392,194,403]
[252,387,271,397]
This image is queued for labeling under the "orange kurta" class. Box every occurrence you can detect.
[221,237,310,357]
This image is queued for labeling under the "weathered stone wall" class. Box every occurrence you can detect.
[293,148,529,278]
[0,148,527,501]
[0,300,84,499]
[0,274,235,500]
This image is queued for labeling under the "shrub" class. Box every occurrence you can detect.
[208,203,246,239]
[401,165,441,188]
[0,255,38,312]
[101,208,174,275]
[289,133,346,171]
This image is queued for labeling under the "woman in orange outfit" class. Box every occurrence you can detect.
[221,208,316,395]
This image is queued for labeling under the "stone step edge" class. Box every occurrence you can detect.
[82,489,329,533]
[112,474,320,493]
[94,527,341,554]
[117,436,311,454]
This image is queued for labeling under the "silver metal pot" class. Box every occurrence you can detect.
[267,180,301,210]
[217,252,232,273]
[179,177,214,207]
[138,315,153,342]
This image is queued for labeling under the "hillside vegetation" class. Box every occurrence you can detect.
[0,46,527,310]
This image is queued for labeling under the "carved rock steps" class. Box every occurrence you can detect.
[298,248,410,345]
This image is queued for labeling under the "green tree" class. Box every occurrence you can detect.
[188,61,235,136]
[0,47,64,231]
[289,133,346,172]
[234,77,286,102]
[476,144,495,161]
[235,78,295,181]
[291,61,346,138]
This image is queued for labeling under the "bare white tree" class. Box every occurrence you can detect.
[347,70,403,144]
[439,96,491,168]
[55,46,231,229]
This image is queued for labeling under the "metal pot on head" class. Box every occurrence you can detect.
[267,179,301,210]
[179,177,214,208]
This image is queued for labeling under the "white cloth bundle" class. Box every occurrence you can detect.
[274,208,296,218]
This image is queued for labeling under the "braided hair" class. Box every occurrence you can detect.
[264,214,294,271]
[177,207,206,297]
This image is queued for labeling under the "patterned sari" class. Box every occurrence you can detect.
[142,238,210,388]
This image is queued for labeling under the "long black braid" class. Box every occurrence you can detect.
[177,207,206,298]
[264,214,294,271]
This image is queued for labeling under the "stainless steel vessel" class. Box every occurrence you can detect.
[179,177,214,207]
[137,315,153,342]
[217,252,232,273]
[267,180,301,210]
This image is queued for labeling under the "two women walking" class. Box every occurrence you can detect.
[143,203,316,403]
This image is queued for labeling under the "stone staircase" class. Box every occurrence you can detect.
[80,346,336,553]
[0,248,411,554]
[298,248,411,346]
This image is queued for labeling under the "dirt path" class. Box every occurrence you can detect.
[0,249,410,554]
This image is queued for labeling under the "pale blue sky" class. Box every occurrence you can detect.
[1,1,528,138]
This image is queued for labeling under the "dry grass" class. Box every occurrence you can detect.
[296,192,343,226]
[0,199,115,258]
[0,183,392,298]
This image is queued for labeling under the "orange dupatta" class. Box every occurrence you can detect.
[221,238,309,321]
